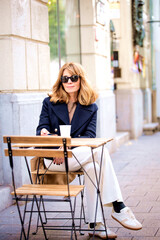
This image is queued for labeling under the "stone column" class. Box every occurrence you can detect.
[141,0,152,123]
[0,0,50,210]
[151,0,160,120]
[113,0,143,138]
[65,0,81,63]
[80,0,116,149]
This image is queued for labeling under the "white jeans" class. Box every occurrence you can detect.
[44,146,123,223]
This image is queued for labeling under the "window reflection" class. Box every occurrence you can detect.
[48,0,81,85]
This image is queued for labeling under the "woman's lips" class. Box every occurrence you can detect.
[66,85,74,88]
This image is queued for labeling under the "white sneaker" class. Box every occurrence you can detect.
[88,222,117,239]
[111,207,142,230]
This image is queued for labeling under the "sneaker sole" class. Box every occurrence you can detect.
[111,215,142,231]
[88,232,117,239]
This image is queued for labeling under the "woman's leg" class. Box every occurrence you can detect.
[72,146,123,222]
[72,146,123,205]
[82,161,103,223]
[94,146,123,205]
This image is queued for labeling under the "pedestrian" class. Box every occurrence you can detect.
[36,62,142,239]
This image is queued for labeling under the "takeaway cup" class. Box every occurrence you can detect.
[60,125,71,137]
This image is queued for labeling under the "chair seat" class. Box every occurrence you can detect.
[31,169,84,175]
[11,184,84,197]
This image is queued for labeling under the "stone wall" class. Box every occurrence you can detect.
[0,0,50,92]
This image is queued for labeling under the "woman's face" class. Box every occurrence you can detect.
[62,69,80,97]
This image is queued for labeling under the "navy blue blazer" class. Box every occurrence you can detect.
[36,97,98,138]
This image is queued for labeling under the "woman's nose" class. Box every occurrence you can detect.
[68,78,72,83]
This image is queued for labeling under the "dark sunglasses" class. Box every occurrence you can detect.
[61,75,79,83]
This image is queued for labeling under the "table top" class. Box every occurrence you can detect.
[12,137,113,148]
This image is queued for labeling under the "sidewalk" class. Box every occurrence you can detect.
[1,132,160,239]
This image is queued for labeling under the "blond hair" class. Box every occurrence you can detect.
[49,62,98,105]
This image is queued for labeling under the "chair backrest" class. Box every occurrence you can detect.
[3,136,72,189]
[3,136,72,158]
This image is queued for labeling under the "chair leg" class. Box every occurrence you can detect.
[79,194,84,235]
[81,175,88,224]
[19,195,40,240]
[78,175,88,235]
[41,196,47,224]
[20,196,29,240]
[34,195,48,240]
[32,195,47,235]
[26,196,35,239]
[15,197,27,240]
[69,197,77,240]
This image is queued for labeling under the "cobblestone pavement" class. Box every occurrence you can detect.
[1,132,160,240]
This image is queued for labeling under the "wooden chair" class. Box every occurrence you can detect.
[3,135,84,240]
[30,156,87,235]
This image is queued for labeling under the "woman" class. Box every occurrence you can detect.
[36,62,142,239]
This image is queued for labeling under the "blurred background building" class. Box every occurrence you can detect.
[0,0,159,210]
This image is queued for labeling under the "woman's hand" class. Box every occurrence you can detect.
[53,157,64,165]
[40,132,64,164]
[53,146,64,165]
[41,128,50,136]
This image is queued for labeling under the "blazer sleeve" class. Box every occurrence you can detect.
[36,98,51,135]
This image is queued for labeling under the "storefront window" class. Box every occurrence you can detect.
[48,0,81,84]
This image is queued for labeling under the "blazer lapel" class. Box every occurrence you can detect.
[71,103,94,134]
[50,102,70,125]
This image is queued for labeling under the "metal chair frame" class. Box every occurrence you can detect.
[31,157,88,236]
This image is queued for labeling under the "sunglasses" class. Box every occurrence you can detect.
[61,75,79,83]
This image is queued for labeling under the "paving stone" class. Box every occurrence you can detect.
[129,205,152,213]
[124,198,140,207]
[142,219,160,228]
[116,227,158,237]
[133,238,160,240]
[149,206,160,213]
[155,227,160,237]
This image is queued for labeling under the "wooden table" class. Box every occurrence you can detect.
[11,137,113,149]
